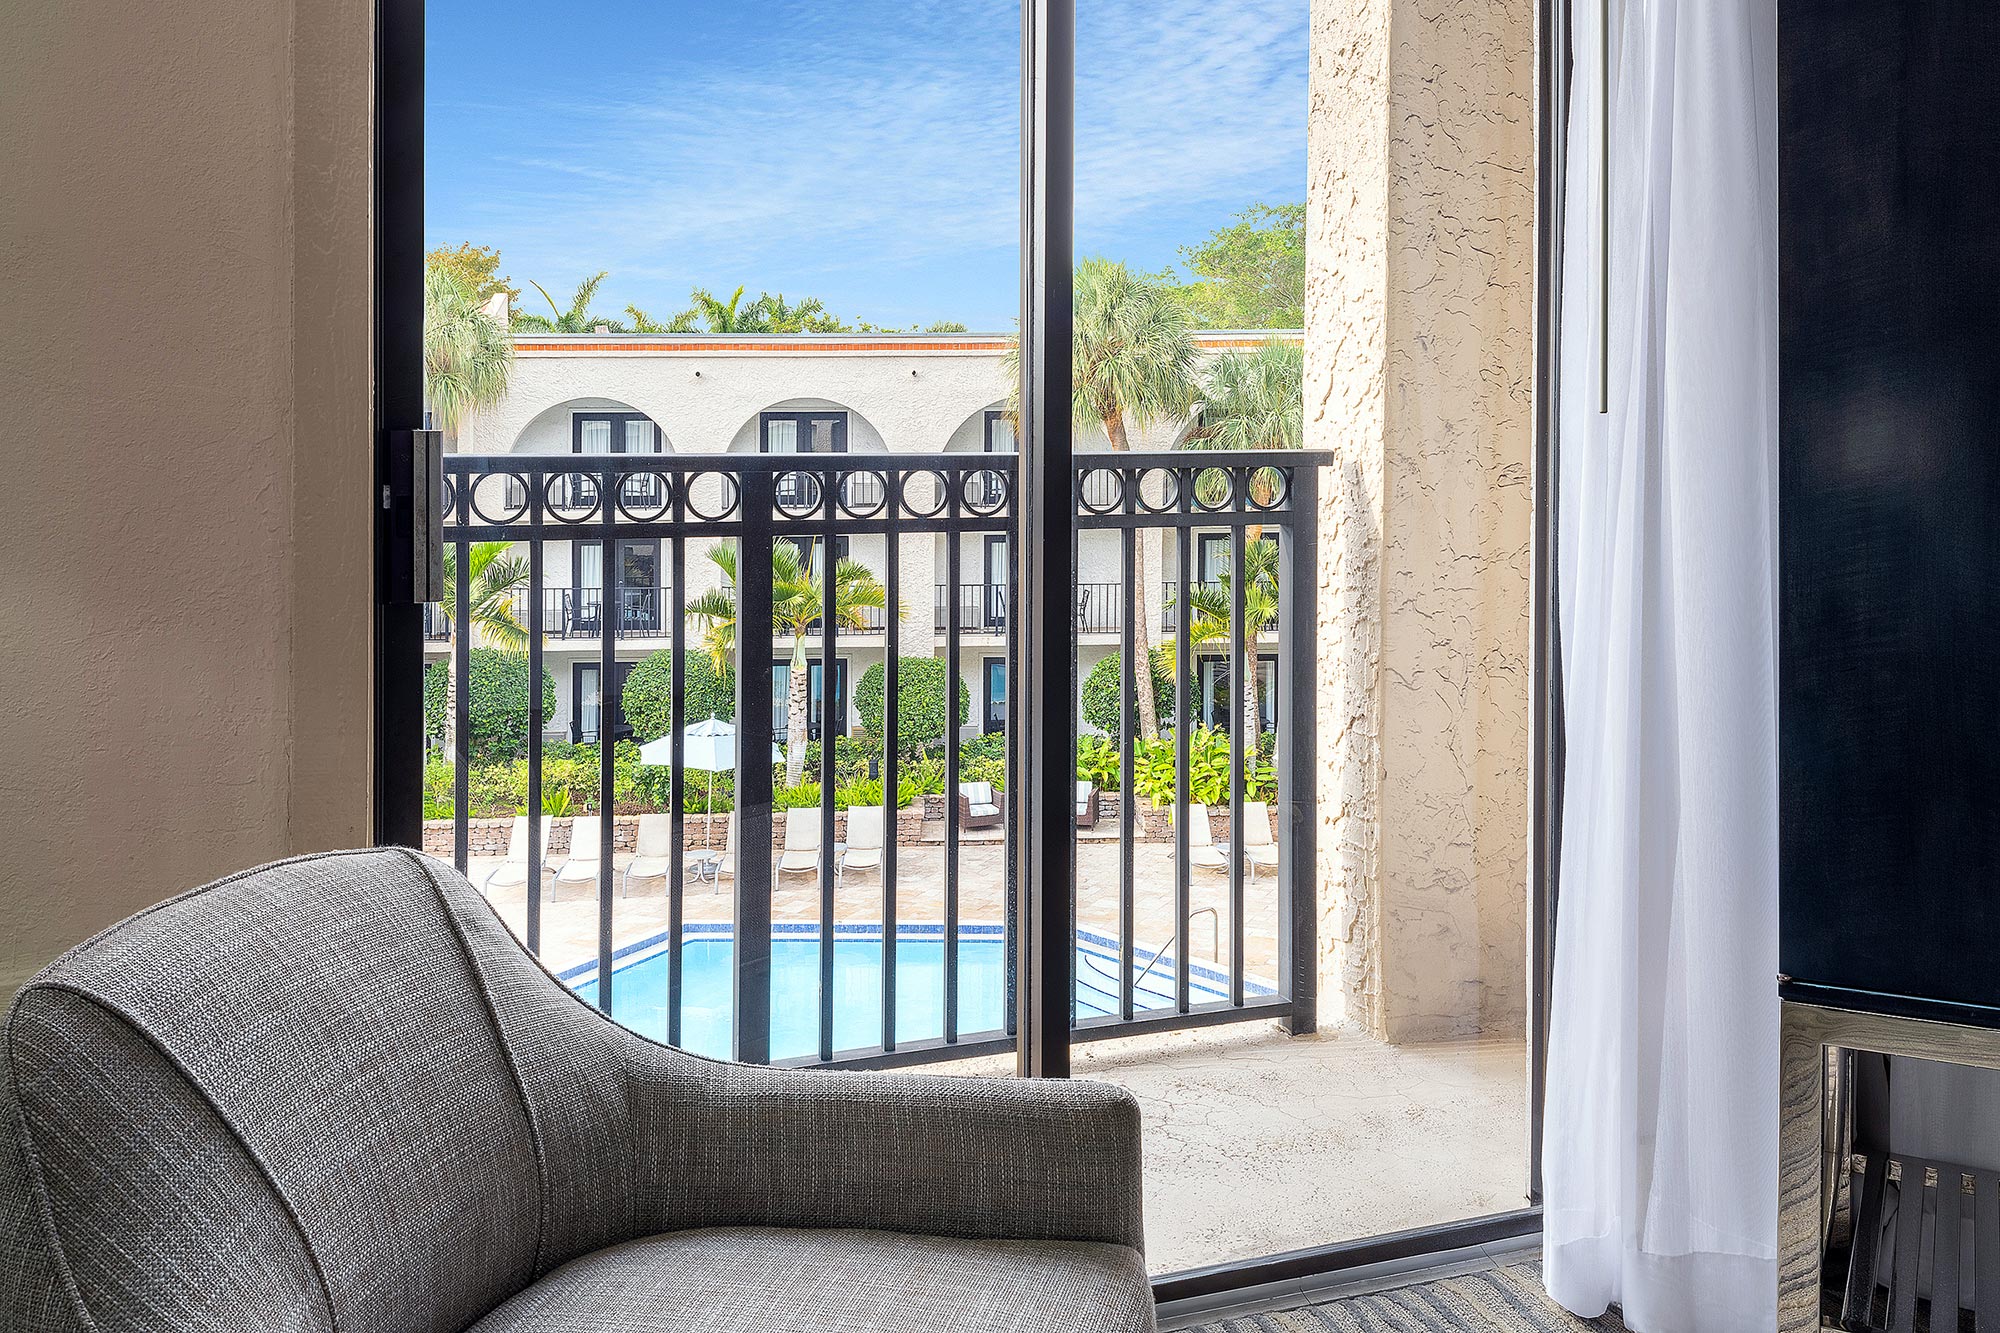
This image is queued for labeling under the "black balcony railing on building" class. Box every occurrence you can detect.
[935,583,1009,632]
[435,450,1320,1070]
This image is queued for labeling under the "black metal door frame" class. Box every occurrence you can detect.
[377,0,1565,1298]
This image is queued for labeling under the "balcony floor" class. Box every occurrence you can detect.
[469,843,1527,1276]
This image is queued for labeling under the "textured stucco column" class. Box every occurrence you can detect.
[1308,0,1534,1042]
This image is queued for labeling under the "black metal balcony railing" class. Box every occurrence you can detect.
[935,583,1009,633]
[436,451,1320,1072]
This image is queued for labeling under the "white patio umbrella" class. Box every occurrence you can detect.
[637,717,783,854]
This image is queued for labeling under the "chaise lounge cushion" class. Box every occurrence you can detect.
[470,1227,1156,1333]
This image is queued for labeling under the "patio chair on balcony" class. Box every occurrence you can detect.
[0,850,1154,1332]
[838,806,885,888]
[1076,781,1102,829]
[957,781,1005,831]
[778,808,822,878]
[481,815,557,894]
[553,815,604,898]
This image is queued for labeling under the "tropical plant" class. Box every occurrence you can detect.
[1075,734,1123,791]
[687,540,890,785]
[1176,537,1281,759]
[1187,338,1304,539]
[672,285,763,334]
[1130,726,1275,807]
[540,786,573,818]
[430,542,531,757]
[854,657,970,757]
[512,271,626,333]
[619,650,736,740]
[423,263,514,434]
[623,304,697,334]
[1009,258,1199,738]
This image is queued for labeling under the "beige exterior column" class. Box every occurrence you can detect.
[1308,0,1535,1042]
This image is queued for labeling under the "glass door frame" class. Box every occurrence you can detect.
[376,0,1567,1299]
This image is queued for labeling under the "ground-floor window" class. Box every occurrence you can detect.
[771,657,848,742]
[1195,653,1277,734]
[983,657,1007,734]
[572,660,636,744]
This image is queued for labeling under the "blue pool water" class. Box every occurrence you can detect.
[564,925,1262,1062]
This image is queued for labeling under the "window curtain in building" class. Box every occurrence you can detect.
[1542,0,1778,1328]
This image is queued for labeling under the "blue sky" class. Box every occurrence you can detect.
[428,0,1306,331]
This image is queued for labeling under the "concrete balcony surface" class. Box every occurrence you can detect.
[468,839,1528,1277]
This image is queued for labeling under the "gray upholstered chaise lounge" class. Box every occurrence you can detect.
[0,849,1156,1332]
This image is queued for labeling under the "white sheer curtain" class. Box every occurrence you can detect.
[1542,0,1779,1328]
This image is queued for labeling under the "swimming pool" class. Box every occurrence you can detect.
[562,924,1267,1062]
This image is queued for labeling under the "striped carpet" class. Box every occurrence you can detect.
[1186,1262,1628,1332]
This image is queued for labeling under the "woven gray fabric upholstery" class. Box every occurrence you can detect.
[469,1227,1158,1333]
[0,849,1153,1332]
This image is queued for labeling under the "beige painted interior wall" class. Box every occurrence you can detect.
[1308,0,1536,1042]
[0,0,375,999]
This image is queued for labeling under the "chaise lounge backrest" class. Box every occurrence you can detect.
[0,850,638,1333]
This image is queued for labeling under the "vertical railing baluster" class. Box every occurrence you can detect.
[818,470,839,1064]
[667,481,686,1048]
[452,490,471,875]
[596,465,617,1015]
[944,473,963,1044]
[1228,478,1247,1008]
[526,473,545,955]
[882,470,901,1053]
[1280,464,1318,1033]
[1174,500,1192,1013]
[734,469,777,1065]
[1117,489,1137,1021]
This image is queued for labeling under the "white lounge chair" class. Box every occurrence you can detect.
[1242,800,1279,884]
[688,814,736,891]
[481,816,556,893]
[621,813,674,897]
[1184,804,1229,876]
[839,807,885,888]
[553,816,604,898]
[778,809,822,878]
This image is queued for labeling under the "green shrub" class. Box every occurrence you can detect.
[799,734,881,784]
[957,752,1007,790]
[620,650,735,741]
[424,651,557,761]
[1079,647,1179,736]
[855,657,969,756]
[957,730,1006,764]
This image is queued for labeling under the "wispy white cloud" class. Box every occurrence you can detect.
[429,0,1305,325]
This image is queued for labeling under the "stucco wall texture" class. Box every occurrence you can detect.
[0,0,374,996]
[1308,0,1535,1042]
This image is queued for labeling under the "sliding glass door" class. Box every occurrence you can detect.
[385,0,1554,1294]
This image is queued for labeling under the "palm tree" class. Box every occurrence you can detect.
[513,272,626,333]
[1178,537,1280,762]
[437,541,531,756]
[423,265,514,437]
[1185,338,1303,541]
[1064,258,1200,739]
[688,540,889,785]
[673,285,766,334]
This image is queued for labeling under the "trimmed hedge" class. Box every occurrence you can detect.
[621,649,736,741]
[424,651,556,761]
[1080,647,1179,735]
[854,657,969,756]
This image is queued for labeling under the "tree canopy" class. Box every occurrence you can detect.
[426,243,518,306]
[1176,202,1305,329]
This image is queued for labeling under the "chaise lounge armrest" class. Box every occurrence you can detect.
[623,1043,1146,1254]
